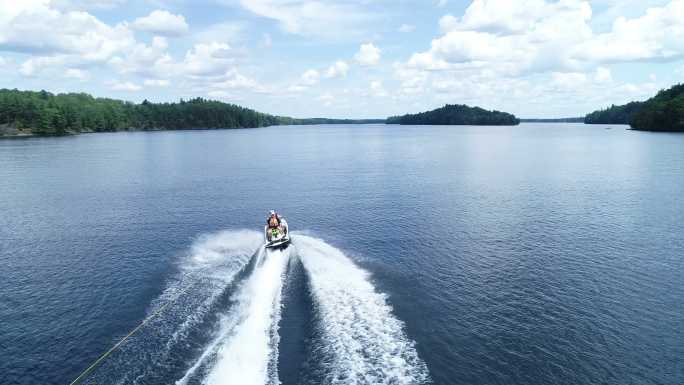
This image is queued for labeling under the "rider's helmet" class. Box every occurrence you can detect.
[269,209,276,216]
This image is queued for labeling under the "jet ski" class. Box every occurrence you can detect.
[264,211,291,249]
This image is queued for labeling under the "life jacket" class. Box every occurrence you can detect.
[267,215,280,228]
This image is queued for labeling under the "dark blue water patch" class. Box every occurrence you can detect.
[277,254,315,385]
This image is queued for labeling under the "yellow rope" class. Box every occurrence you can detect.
[69,244,268,385]
[68,296,178,385]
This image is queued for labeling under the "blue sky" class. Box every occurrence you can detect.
[1,0,683,118]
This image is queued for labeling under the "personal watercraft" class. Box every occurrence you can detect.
[264,215,290,249]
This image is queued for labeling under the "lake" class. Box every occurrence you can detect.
[1,124,683,385]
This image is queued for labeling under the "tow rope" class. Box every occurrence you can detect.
[68,293,180,385]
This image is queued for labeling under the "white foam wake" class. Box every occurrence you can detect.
[90,230,264,385]
[151,230,264,346]
[296,235,430,385]
[177,247,290,385]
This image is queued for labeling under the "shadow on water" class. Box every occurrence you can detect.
[277,249,317,385]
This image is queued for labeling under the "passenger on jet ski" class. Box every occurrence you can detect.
[265,210,288,241]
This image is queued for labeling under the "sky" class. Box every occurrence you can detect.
[1,0,684,119]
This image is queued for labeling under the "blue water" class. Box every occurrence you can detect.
[1,124,683,385]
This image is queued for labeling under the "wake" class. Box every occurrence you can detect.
[178,246,290,385]
[296,235,430,385]
[83,230,264,385]
[83,230,429,385]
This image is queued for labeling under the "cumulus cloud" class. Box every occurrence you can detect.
[370,80,387,97]
[389,0,684,117]
[236,0,371,39]
[594,67,612,84]
[144,78,170,87]
[408,0,684,77]
[182,42,235,76]
[355,43,381,66]
[325,61,349,78]
[0,1,135,61]
[300,69,320,86]
[319,92,334,106]
[64,68,90,81]
[51,0,126,11]
[574,0,684,63]
[132,10,189,37]
[209,68,260,91]
[19,56,66,76]
[108,80,141,91]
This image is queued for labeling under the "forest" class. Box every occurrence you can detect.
[584,101,644,125]
[0,89,283,136]
[629,84,684,131]
[387,104,520,126]
[583,84,684,131]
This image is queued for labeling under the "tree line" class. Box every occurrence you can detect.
[0,89,282,135]
[584,83,684,131]
[584,101,644,125]
[629,84,684,131]
[387,104,520,126]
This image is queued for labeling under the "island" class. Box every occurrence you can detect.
[386,104,520,126]
[584,83,684,131]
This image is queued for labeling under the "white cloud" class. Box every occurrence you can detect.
[325,61,349,78]
[392,0,684,117]
[355,43,381,66]
[19,56,65,76]
[300,69,320,86]
[319,92,334,106]
[551,72,588,90]
[436,0,448,7]
[287,84,307,93]
[398,24,415,33]
[51,0,126,11]
[0,56,5,66]
[594,67,612,83]
[0,1,135,62]
[406,0,684,80]
[108,80,141,91]
[144,78,170,87]
[210,68,259,91]
[370,80,387,97]
[132,10,189,37]
[236,0,371,39]
[438,14,458,33]
[182,42,235,76]
[574,1,684,63]
[64,68,90,81]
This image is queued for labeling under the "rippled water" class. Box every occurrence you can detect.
[1,124,683,385]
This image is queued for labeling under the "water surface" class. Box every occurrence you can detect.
[1,124,683,385]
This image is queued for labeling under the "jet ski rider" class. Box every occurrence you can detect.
[266,210,286,240]
[267,210,280,228]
